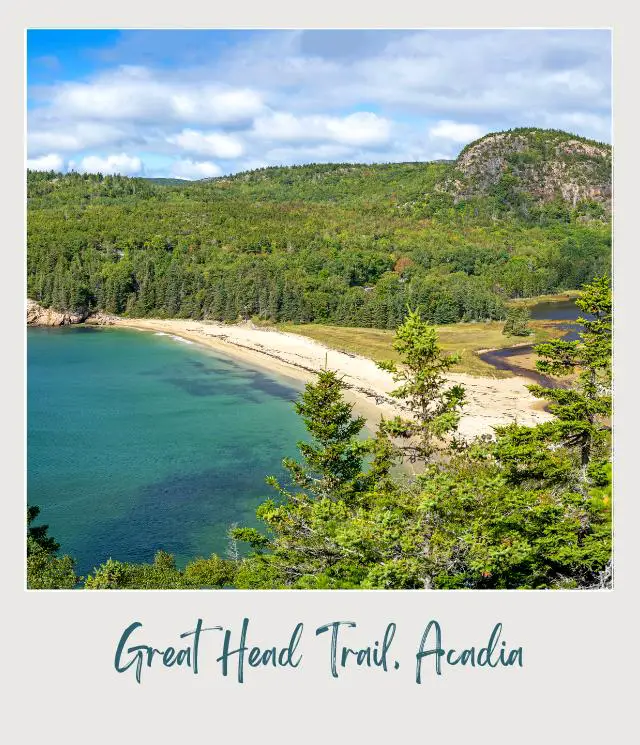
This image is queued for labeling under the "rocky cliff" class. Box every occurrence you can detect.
[27,299,89,326]
[448,128,611,212]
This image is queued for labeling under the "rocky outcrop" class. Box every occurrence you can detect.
[84,311,117,326]
[449,129,612,212]
[27,299,90,327]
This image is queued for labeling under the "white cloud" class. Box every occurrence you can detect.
[26,30,611,177]
[429,120,486,143]
[228,30,610,128]
[167,129,244,158]
[28,122,131,155]
[540,111,611,142]
[69,153,143,176]
[261,143,358,165]
[252,111,392,147]
[49,66,264,126]
[170,159,222,179]
[170,88,262,125]
[27,153,64,171]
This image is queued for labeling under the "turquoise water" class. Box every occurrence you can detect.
[27,327,307,577]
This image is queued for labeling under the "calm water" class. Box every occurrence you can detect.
[478,298,587,385]
[27,327,307,576]
[528,299,584,322]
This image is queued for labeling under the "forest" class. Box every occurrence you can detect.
[27,129,611,329]
[27,276,612,590]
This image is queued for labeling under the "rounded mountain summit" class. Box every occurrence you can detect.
[445,128,611,214]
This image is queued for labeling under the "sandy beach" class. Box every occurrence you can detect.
[89,315,552,439]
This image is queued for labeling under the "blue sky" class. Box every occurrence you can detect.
[27,29,612,179]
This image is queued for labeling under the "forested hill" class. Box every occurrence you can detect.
[449,128,611,211]
[27,127,611,329]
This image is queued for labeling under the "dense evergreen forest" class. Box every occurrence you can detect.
[27,128,611,329]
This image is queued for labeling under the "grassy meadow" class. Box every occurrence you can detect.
[277,319,565,377]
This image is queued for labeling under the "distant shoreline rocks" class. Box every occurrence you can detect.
[26,299,116,327]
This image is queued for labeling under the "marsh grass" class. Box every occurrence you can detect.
[277,320,564,377]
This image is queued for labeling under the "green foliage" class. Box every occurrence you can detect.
[494,276,611,487]
[27,275,612,591]
[182,554,237,587]
[84,558,131,589]
[230,368,393,588]
[456,127,610,160]
[529,275,612,466]
[84,550,236,589]
[283,369,370,499]
[27,131,611,329]
[27,537,78,589]
[378,309,466,461]
[229,283,611,589]
[491,421,575,487]
[26,506,78,589]
[419,463,611,589]
[27,505,59,553]
[502,306,532,336]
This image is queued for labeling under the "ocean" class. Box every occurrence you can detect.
[27,326,307,577]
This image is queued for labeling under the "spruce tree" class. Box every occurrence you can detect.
[276,368,370,500]
[229,369,381,587]
[27,505,60,554]
[377,309,466,462]
[528,276,611,468]
[27,506,78,589]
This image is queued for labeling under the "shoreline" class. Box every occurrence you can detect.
[81,314,552,439]
[87,316,406,432]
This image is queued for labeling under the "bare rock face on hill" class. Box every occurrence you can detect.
[27,299,89,326]
[448,128,612,213]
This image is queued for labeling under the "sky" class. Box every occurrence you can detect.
[26,29,612,179]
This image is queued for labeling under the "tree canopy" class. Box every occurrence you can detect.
[27,153,610,329]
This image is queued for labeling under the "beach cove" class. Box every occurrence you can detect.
[27,304,555,576]
[91,314,552,440]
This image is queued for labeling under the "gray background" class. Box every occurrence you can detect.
[4,3,636,742]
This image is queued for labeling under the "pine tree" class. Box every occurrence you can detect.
[27,505,59,553]
[228,369,382,587]
[27,506,78,589]
[377,309,466,462]
[528,276,611,468]
[276,368,370,500]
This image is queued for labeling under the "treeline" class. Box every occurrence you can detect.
[28,278,612,590]
[27,159,610,328]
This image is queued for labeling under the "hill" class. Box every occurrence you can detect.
[26,128,611,329]
[199,128,611,218]
[447,128,611,216]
